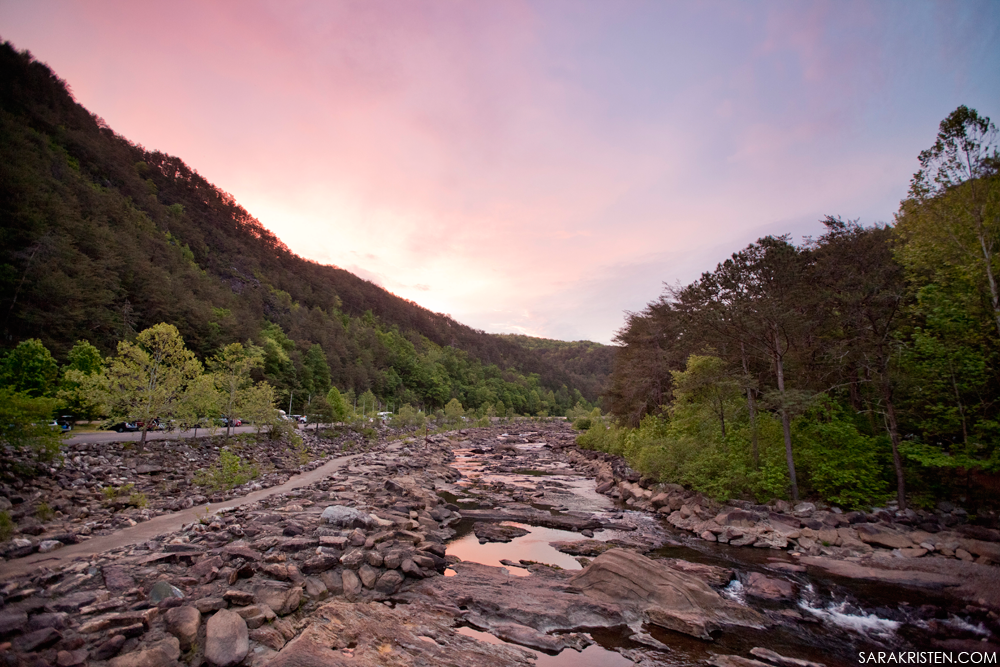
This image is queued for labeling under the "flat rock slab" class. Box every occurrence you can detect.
[473,522,529,543]
[568,549,767,640]
[798,557,961,588]
[263,598,536,667]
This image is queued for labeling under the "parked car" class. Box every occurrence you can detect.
[108,422,139,433]
[48,420,72,431]
[219,417,242,427]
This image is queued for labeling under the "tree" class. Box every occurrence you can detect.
[208,342,263,438]
[99,323,202,451]
[57,340,106,423]
[177,373,221,438]
[302,344,331,400]
[0,339,59,397]
[670,355,742,438]
[902,105,1000,338]
[326,387,350,423]
[444,397,465,425]
[357,389,378,418]
[305,394,334,432]
[811,217,909,508]
[0,388,63,464]
[239,381,279,436]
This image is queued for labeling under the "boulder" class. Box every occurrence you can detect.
[473,522,529,543]
[745,572,795,600]
[342,569,362,600]
[205,609,249,667]
[320,505,374,528]
[568,549,766,639]
[164,605,201,650]
[252,582,302,616]
[109,637,180,667]
[854,524,914,549]
[750,647,826,667]
[375,570,404,594]
[148,580,184,604]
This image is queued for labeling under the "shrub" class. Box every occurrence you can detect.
[193,450,259,491]
[0,511,14,541]
[35,502,54,522]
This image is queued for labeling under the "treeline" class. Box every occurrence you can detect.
[585,106,999,511]
[0,42,609,416]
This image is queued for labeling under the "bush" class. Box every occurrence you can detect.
[128,492,148,508]
[0,511,14,541]
[193,450,259,491]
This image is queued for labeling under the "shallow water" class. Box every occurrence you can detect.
[442,440,994,665]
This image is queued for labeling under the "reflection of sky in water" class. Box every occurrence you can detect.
[447,522,616,574]
[455,626,633,667]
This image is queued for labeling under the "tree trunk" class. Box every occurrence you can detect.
[139,424,148,454]
[975,217,1000,339]
[773,332,798,502]
[879,378,907,510]
[741,342,759,468]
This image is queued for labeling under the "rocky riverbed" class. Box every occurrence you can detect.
[0,421,997,667]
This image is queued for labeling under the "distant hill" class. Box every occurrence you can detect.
[0,42,612,413]
[498,335,614,401]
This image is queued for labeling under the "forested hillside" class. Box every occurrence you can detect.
[587,106,1000,511]
[0,43,610,416]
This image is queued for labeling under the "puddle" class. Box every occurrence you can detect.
[447,522,612,572]
[456,625,633,666]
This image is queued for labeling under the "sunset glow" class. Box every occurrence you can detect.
[2,0,997,342]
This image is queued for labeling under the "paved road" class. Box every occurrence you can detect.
[64,425,270,445]
[0,452,359,580]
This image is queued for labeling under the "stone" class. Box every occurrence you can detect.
[56,648,89,666]
[249,625,286,651]
[320,505,374,528]
[195,597,228,613]
[375,569,404,594]
[569,549,765,640]
[895,547,928,558]
[0,611,28,637]
[473,522,529,543]
[164,605,201,650]
[148,580,184,604]
[304,576,329,599]
[750,647,827,667]
[358,563,378,588]
[109,637,180,667]
[854,524,914,550]
[342,569,362,600]
[745,572,796,600]
[38,539,63,553]
[93,634,128,660]
[14,627,61,652]
[252,582,302,616]
[224,589,255,606]
[264,632,353,667]
[205,609,249,667]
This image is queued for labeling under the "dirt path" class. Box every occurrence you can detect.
[0,452,359,580]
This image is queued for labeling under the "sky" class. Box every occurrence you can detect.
[2,1,998,344]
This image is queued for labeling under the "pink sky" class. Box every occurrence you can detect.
[2,1,998,342]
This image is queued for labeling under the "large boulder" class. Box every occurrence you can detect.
[567,549,766,639]
[163,605,201,650]
[109,637,180,667]
[205,609,249,667]
[854,524,914,549]
[320,505,374,528]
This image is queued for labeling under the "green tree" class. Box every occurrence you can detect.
[670,355,742,439]
[305,394,334,432]
[357,389,378,418]
[444,397,465,425]
[177,373,221,438]
[239,381,279,436]
[902,105,1000,338]
[209,342,264,438]
[57,340,106,423]
[1,339,59,397]
[303,344,331,400]
[326,387,350,423]
[0,388,63,464]
[99,323,202,451]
